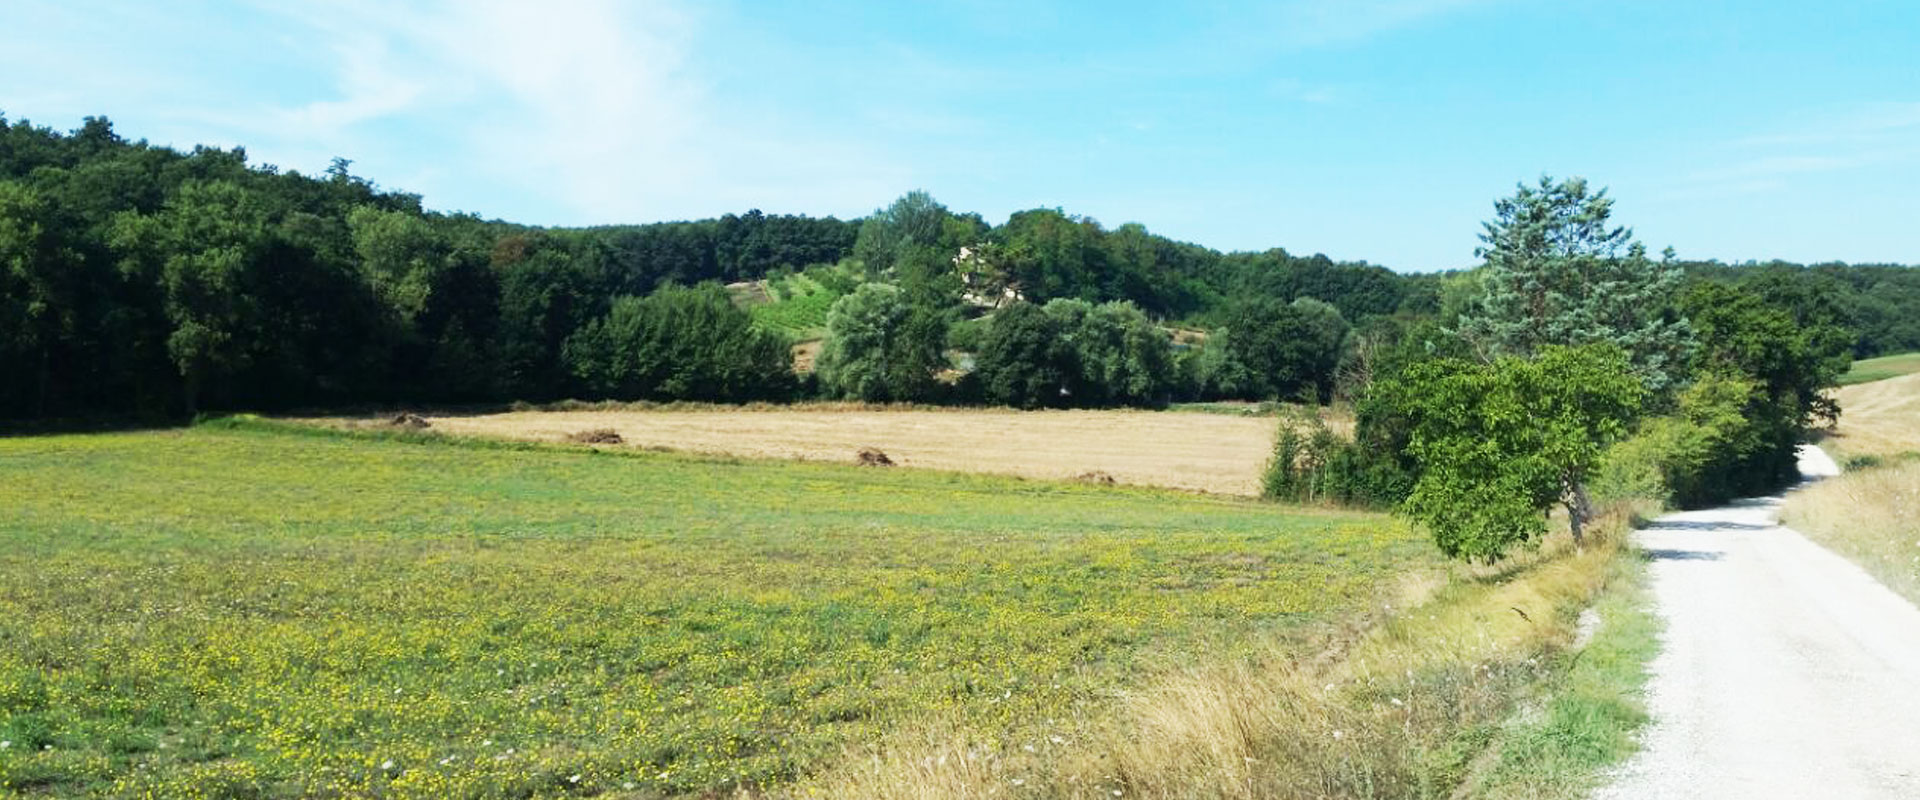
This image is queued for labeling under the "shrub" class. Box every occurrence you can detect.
[1844,454,1884,471]
[1592,373,1764,508]
[1262,414,1413,508]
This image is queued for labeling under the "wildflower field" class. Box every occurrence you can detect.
[0,421,1429,797]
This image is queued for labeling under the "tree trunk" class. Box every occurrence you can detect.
[1565,478,1594,549]
[182,369,200,419]
[35,346,50,419]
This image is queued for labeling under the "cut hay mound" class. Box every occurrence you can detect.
[855,447,895,467]
[566,428,625,445]
[1076,470,1118,485]
[388,412,431,430]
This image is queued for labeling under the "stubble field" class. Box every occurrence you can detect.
[316,406,1321,496]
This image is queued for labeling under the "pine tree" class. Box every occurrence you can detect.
[1458,176,1695,392]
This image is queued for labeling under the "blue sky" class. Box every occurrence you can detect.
[2,0,1915,271]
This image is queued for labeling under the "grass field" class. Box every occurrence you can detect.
[324,405,1327,495]
[1837,351,1920,386]
[0,421,1429,797]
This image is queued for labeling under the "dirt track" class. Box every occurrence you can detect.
[378,407,1302,495]
[1596,446,1920,798]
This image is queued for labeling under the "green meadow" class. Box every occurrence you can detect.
[0,421,1428,797]
[1838,351,1920,385]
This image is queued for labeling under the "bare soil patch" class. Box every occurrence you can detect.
[340,406,1332,495]
[791,339,824,373]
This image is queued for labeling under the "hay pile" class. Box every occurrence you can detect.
[388,412,431,430]
[566,428,625,445]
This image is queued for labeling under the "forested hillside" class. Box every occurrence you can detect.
[2,115,1915,421]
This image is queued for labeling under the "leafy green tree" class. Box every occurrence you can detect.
[995,208,1104,304]
[0,182,83,416]
[1203,297,1348,401]
[974,301,1075,408]
[349,205,450,326]
[566,284,792,402]
[1288,297,1351,402]
[10,113,1920,425]
[1679,281,1848,495]
[1044,298,1175,407]
[1378,344,1645,559]
[493,235,610,400]
[109,179,275,414]
[1459,176,1695,392]
[853,191,954,276]
[815,283,947,402]
[1209,249,1404,323]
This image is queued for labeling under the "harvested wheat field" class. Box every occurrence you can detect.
[1826,371,1920,461]
[329,406,1335,495]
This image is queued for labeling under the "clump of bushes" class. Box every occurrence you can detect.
[1261,413,1412,508]
[564,284,795,403]
[972,298,1177,409]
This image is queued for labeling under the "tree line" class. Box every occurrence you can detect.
[0,117,1426,419]
[0,116,1910,432]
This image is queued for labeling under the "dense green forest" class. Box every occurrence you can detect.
[2,115,1916,425]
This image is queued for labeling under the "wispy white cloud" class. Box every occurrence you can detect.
[277,38,429,136]
[212,0,908,221]
[1681,100,1920,197]
[1730,101,1920,147]
[1688,154,1861,183]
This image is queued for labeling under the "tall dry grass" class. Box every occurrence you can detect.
[788,511,1641,800]
[1783,460,1920,605]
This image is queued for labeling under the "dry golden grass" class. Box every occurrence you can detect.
[320,406,1349,495]
[1784,461,1920,606]
[1789,370,1920,608]
[1824,371,1920,461]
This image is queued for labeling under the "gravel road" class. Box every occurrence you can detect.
[1595,446,1920,798]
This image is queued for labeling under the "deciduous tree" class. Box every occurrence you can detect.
[815,283,947,402]
[1379,344,1645,559]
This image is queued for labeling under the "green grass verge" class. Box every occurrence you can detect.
[1838,351,1920,385]
[0,421,1427,797]
[1457,540,1659,798]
